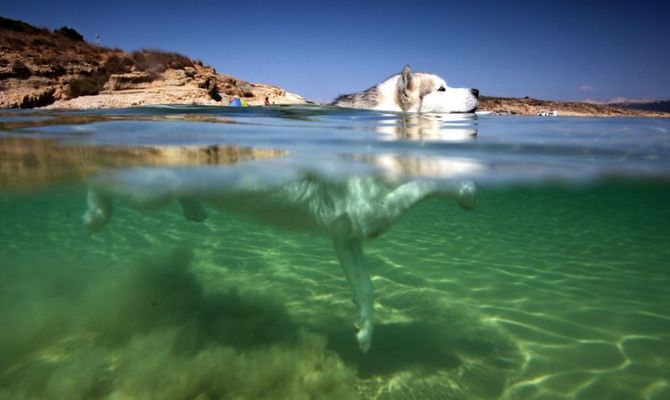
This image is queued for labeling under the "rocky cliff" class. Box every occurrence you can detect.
[0,17,305,109]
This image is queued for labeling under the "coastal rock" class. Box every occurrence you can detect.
[0,17,306,109]
[105,72,156,90]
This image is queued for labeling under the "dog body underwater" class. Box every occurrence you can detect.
[84,170,475,353]
[331,65,479,113]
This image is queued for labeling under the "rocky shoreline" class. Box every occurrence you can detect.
[0,17,305,109]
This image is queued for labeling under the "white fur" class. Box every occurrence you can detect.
[422,88,480,113]
[373,76,413,111]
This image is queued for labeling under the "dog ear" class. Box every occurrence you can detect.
[400,65,413,92]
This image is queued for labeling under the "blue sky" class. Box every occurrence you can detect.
[2,0,669,102]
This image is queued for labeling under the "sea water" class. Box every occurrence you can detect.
[0,106,668,399]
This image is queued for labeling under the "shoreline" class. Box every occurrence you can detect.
[18,98,668,118]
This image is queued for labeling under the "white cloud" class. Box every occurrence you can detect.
[578,84,596,93]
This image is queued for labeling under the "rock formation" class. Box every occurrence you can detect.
[0,17,305,109]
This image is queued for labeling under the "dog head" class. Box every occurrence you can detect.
[396,65,479,113]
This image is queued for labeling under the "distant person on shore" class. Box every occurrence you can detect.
[264,96,271,106]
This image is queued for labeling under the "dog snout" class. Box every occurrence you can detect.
[470,88,480,98]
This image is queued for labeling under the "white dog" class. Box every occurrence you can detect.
[83,66,479,352]
[331,65,479,113]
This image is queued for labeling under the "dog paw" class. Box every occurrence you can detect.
[83,208,110,233]
[455,181,476,210]
[354,318,373,353]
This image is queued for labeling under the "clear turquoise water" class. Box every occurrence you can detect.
[1,106,669,399]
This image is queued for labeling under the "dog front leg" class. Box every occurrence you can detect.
[362,180,476,239]
[83,188,113,233]
[331,214,374,353]
[383,180,476,216]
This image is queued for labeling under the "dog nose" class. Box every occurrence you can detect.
[471,89,479,98]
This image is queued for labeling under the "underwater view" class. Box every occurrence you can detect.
[1,106,669,399]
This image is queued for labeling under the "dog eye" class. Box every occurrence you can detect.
[437,86,446,92]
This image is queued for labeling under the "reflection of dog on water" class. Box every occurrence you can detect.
[375,112,478,142]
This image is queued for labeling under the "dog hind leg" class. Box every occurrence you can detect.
[331,214,374,353]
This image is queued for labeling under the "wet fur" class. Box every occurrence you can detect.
[332,88,381,109]
[331,65,479,113]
